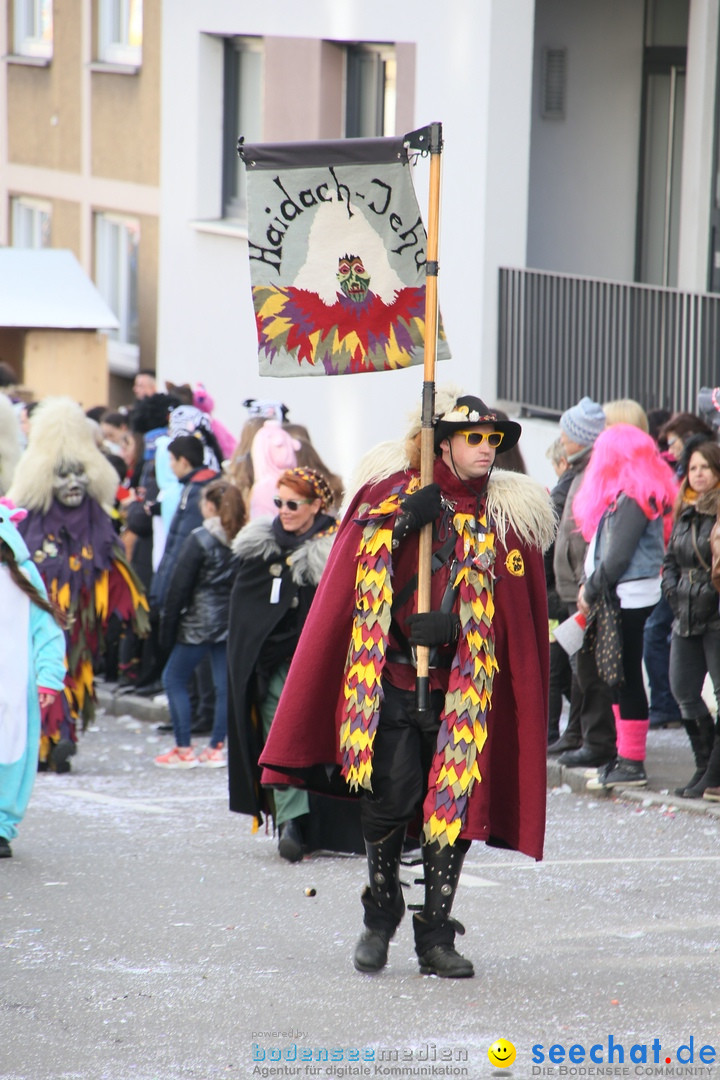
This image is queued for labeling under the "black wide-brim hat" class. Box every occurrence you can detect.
[433,395,522,453]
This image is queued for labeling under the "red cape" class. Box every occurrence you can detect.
[260,462,550,860]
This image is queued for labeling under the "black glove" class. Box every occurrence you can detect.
[398,483,443,532]
[406,611,460,647]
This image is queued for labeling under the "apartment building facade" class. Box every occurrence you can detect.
[0,0,160,405]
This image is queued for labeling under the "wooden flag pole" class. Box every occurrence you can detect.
[412,122,443,715]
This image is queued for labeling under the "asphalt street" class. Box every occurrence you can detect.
[2,700,720,1080]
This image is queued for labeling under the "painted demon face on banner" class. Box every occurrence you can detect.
[52,461,90,507]
[337,254,370,303]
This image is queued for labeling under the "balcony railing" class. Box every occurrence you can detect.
[497,266,720,416]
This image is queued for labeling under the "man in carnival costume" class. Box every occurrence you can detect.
[8,397,149,771]
[260,393,555,978]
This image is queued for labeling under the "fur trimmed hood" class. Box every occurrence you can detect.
[232,516,335,586]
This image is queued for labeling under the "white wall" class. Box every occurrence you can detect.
[157,0,536,488]
[526,0,645,280]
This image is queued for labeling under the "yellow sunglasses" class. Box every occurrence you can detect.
[455,429,505,448]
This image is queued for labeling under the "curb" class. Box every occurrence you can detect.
[96,684,720,821]
[547,757,720,819]
[96,685,169,727]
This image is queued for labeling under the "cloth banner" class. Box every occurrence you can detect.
[239,134,451,376]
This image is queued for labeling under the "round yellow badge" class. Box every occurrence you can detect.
[505,549,525,576]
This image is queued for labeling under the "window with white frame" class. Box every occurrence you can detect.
[11,196,51,248]
[13,0,53,60]
[98,0,143,67]
[345,43,396,138]
[223,37,263,220]
[95,213,139,373]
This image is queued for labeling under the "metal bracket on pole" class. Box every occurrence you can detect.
[404,123,443,156]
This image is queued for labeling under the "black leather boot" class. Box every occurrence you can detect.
[683,723,720,799]
[675,715,714,797]
[413,839,474,978]
[277,817,305,863]
[353,825,406,973]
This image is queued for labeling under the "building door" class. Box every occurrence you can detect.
[636,47,686,287]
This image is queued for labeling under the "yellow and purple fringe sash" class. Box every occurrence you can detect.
[339,490,498,847]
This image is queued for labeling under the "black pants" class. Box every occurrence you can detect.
[360,681,445,843]
[575,641,617,756]
[548,640,572,734]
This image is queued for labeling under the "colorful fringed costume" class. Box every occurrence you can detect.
[260,394,556,977]
[260,458,554,856]
[18,499,149,763]
[7,395,150,770]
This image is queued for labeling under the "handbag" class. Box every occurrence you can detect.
[582,577,624,687]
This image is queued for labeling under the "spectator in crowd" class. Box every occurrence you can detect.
[643,411,713,729]
[227,467,342,862]
[545,437,572,745]
[133,370,157,400]
[493,408,528,474]
[603,398,649,432]
[0,361,20,397]
[192,382,237,463]
[648,408,672,452]
[155,478,245,769]
[662,442,720,799]
[659,412,715,479]
[99,410,131,458]
[150,435,219,622]
[117,393,176,694]
[573,424,676,789]
[13,400,36,451]
[248,420,300,519]
[549,396,611,764]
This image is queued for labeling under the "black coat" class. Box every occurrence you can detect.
[226,515,335,820]
[159,521,238,652]
[662,488,720,637]
[123,459,159,591]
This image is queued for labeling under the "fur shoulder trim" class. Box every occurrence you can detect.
[487,469,556,551]
[695,487,720,517]
[286,529,335,586]
[231,517,280,562]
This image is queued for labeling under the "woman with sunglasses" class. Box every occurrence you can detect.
[226,466,345,862]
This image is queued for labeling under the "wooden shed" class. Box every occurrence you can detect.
[0,249,119,408]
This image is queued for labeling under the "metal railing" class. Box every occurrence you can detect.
[497,266,720,415]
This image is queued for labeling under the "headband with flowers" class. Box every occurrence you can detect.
[282,467,333,511]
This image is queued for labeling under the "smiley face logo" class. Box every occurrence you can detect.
[488,1039,516,1069]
